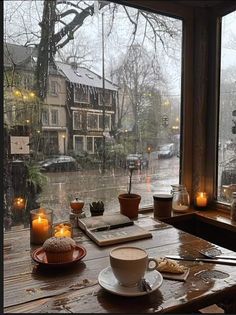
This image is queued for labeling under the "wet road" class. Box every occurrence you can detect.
[38,156,179,222]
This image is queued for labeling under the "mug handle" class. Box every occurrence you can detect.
[147,257,157,271]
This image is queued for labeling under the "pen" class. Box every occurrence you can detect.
[89,221,134,232]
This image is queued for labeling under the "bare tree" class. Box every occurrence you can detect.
[111,44,164,152]
[33,0,180,100]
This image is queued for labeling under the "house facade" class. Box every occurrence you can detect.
[4,43,119,158]
[56,62,119,155]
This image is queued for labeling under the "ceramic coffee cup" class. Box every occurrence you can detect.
[109,246,157,287]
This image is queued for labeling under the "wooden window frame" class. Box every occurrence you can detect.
[112,0,236,211]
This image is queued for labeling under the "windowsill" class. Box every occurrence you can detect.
[139,206,236,232]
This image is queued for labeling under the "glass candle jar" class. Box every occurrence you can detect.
[195,192,208,209]
[53,221,73,238]
[30,208,53,245]
[172,185,190,212]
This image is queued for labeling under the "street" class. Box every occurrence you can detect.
[38,156,180,222]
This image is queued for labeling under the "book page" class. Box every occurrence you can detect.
[78,213,132,230]
[86,224,152,246]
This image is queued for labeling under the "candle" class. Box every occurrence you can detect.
[54,223,72,238]
[173,204,189,211]
[55,226,71,238]
[196,192,207,207]
[32,214,50,244]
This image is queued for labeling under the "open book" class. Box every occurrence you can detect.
[77,213,152,246]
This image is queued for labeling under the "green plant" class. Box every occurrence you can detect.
[25,162,48,193]
[89,201,105,214]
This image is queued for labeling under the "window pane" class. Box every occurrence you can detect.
[4,0,182,228]
[217,10,236,203]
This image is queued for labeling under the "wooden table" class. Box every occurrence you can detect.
[3,215,236,313]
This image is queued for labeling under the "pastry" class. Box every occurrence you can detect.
[42,236,76,263]
[156,257,186,274]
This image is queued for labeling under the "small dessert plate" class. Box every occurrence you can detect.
[31,244,86,267]
[98,266,163,297]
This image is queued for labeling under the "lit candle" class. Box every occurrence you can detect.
[54,223,72,238]
[173,204,189,211]
[196,192,208,207]
[32,214,49,244]
[55,226,71,238]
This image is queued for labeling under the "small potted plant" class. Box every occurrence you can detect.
[118,166,141,219]
[89,201,105,216]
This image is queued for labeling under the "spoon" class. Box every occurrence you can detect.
[199,248,236,260]
[139,278,152,292]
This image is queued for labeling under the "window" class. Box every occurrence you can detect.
[217,10,236,204]
[73,111,83,130]
[98,114,111,131]
[98,90,112,106]
[86,136,93,153]
[4,0,183,229]
[87,113,98,130]
[50,80,58,96]
[42,109,49,126]
[74,135,84,152]
[74,85,89,103]
[51,109,58,125]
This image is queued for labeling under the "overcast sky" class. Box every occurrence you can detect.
[4,1,235,95]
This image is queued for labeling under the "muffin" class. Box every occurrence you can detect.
[42,236,76,263]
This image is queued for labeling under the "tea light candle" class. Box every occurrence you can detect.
[54,223,72,238]
[173,204,189,211]
[32,214,49,244]
[196,192,208,208]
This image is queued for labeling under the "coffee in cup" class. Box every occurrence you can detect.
[109,246,157,287]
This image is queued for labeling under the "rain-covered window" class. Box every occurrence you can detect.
[73,111,83,130]
[99,90,112,106]
[217,10,236,204]
[74,86,89,103]
[99,114,111,131]
[74,136,84,152]
[87,113,98,130]
[4,0,182,229]
[51,109,58,125]
[49,80,58,96]
[42,109,49,126]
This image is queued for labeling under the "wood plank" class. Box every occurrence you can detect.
[4,217,236,313]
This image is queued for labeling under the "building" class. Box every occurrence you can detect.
[56,61,119,155]
[4,43,119,157]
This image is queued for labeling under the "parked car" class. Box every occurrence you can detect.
[156,143,175,158]
[221,157,236,186]
[39,155,80,172]
[126,154,149,170]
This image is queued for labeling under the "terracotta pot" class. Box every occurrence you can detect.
[118,193,141,219]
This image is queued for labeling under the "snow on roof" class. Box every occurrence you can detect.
[56,62,119,91]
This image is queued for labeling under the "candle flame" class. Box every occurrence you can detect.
[200,192,204,198]
[60,228,64,235]
[38,215,42,223]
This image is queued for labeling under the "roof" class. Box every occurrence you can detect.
[56,61,119,91]
[4,43,59,75]
[4,43,37,68]
[4,43,119,90]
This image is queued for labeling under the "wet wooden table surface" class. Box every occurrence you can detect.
[4,215,236,313]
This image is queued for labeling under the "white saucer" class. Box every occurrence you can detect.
[98,266,163,297]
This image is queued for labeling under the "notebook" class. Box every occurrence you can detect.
[77,213,152,246]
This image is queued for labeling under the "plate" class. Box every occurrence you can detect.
[98,266,163,297]
[31,244,87,267]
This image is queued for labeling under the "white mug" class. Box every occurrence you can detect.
[109,246,157,287]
